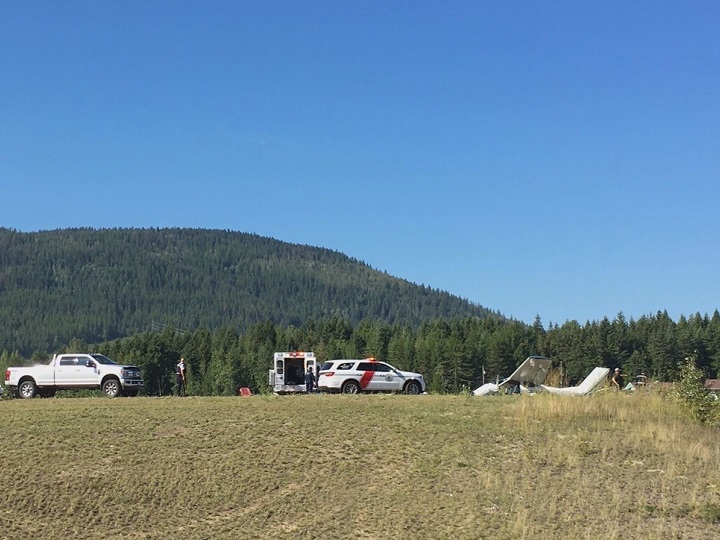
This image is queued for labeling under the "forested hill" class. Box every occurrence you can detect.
[0,227,498,355]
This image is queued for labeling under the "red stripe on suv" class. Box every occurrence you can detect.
[359,370,374,390]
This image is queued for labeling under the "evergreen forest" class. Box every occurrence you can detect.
[2,311,719,397]
[1,228,718,396]
[0,227,494,355]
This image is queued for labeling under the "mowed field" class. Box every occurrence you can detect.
[1,391,719,539]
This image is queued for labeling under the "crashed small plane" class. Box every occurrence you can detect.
[473,356,552,396]
[473,357,609,397]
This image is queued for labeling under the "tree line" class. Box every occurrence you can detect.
[2,310,719,396]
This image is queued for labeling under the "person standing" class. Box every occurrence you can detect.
[176,357,187,396]
[611,367,624,391]
[305,366,316,393]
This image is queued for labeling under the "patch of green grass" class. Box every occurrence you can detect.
[697,503,720,524]
[0,392,719,539]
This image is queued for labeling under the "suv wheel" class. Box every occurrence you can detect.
[404,381,421,395]
[341,380,361,394]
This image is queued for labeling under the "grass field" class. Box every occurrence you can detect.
[1,391,719,539]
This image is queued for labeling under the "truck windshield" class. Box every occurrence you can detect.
[90,354,118,365]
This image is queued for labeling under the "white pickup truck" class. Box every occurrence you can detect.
[4,353,144,398]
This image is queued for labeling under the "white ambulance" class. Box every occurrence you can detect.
[268,351,319,394]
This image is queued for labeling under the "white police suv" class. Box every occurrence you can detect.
[318,358,426,394]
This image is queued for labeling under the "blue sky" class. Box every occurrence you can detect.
[2,1,719,326]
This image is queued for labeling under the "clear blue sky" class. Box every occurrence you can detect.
[2,1,719,326]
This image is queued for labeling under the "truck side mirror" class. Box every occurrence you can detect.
[85,360,95,368]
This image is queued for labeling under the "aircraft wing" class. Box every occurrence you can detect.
[541,367,609,395]
[500,356,553,387]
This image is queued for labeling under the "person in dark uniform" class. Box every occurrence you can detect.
[176,357,187,396]
[611,367,624,391]
[305,366,316,393]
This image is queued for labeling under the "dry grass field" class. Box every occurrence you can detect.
[1,391,719,539]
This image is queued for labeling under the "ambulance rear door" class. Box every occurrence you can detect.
[273,353,285,388]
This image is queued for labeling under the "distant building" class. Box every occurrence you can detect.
[703,379,720,393]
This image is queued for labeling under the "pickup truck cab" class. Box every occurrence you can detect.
[4,353,144,398]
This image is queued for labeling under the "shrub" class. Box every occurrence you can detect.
[675,356,719,425]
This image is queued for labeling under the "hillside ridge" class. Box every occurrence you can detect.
[0,227,497,354]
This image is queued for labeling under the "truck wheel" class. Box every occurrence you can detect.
[341,380,361,394]
[102,378,121,398]
[17,380,36,399]
[404,381,421,395]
